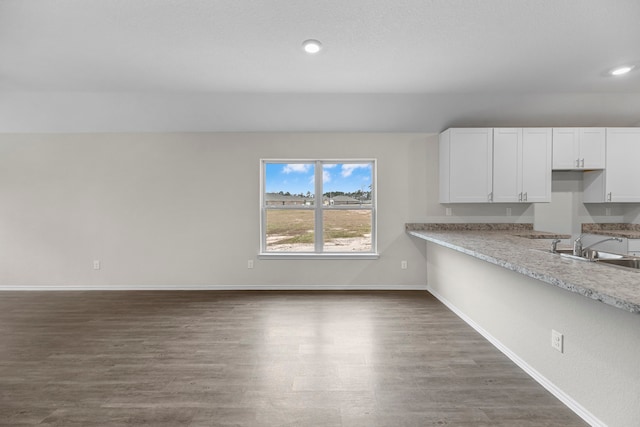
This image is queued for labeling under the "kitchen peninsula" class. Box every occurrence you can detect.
[406,223,640,313]
[407,223,640,427]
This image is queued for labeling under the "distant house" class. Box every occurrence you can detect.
[265,193,313,206]
[326,195,362,206]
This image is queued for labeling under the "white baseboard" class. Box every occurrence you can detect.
[427,286,605,427]
[0,284,428,291]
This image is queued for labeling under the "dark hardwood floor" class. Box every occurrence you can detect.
[0,291,587,426]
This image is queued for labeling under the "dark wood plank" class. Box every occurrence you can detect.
[0,291,587,426]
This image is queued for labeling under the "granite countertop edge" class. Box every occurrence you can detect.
[406,227,640,314]
[405,223,570,239]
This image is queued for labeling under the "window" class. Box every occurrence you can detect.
[260,160,377,257]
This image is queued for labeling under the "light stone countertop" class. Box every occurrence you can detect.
[406,227,640,314]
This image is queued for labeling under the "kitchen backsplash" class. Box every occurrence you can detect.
[406,223,533,231]
[582,223,640,232]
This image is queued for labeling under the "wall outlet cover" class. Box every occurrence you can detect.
[551,329,563,353]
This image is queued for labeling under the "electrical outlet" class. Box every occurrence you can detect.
[93,260,101,270]
[248,260,254,269]
[445,207,452,216]
[401,260,408,270]
[605,207,611,216]
[551,329,563,353]
[506,207,512,216]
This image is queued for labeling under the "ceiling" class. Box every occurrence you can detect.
[1,0,639,132]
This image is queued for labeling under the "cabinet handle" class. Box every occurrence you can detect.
[488,192,493,202]
[518,192,522,202]
[581,158,584,168]
[576,159,580,167]
[607,192,612,202]
[524,192,528,202]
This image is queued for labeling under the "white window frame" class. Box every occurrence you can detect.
[259,159,378,259]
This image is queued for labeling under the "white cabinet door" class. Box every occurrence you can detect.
[493,128,551,203]
[605,128,640,202]
[584,128,640,203]
[579,128,606,169]
[521,128,552,202]
[492,128,521,203]
[552,128,605,170]
[439,128,493,203]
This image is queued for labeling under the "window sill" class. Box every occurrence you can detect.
[258,253,379,260]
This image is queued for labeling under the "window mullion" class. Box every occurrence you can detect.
[314,160,323,253]
[260,161,266,252]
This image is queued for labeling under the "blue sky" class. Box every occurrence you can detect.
[265,163,372,195]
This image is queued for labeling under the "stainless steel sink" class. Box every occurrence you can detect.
[583,249,627,260]
[552,248,574,255]
[545,246,640,270]
[540,248,591,261]
[595,258,640,270]
[552,248,626,259]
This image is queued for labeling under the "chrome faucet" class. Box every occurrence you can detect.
[573,235,585,256]
[573,235,623,257]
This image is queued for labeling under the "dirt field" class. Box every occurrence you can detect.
[266,209,372,251]
[267,235,372,252]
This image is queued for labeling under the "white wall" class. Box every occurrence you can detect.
[0,130,533,290]
[534,171,583,236]
[534,171,640,240]
[426,242,640,427]
[3,131,638,288]
[0,132,431,289]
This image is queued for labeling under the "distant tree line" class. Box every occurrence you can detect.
[276,191,313,197]
[275,189,371,200]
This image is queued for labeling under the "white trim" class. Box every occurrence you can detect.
[427,286,606,427]
[258,253,379,260]
[314,161,323,253]
[260,158,377,255]
[0,284,427,291]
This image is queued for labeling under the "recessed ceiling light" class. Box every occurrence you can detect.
[610,65,634,76]
[302,39,322,54]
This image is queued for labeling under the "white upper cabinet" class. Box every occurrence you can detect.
[579,128,607,169]
[440,128,550,204]
[521,128,552,202]
[552,128,605,170]
[492,128,521,203]
[439,128,493,203]
[583,128,640,203]
[493,128,551,203]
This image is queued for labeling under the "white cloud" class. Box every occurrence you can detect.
[309,171,331,184]
[341,164,370,178]
[323,164,337,169]
[283,164,311,174]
